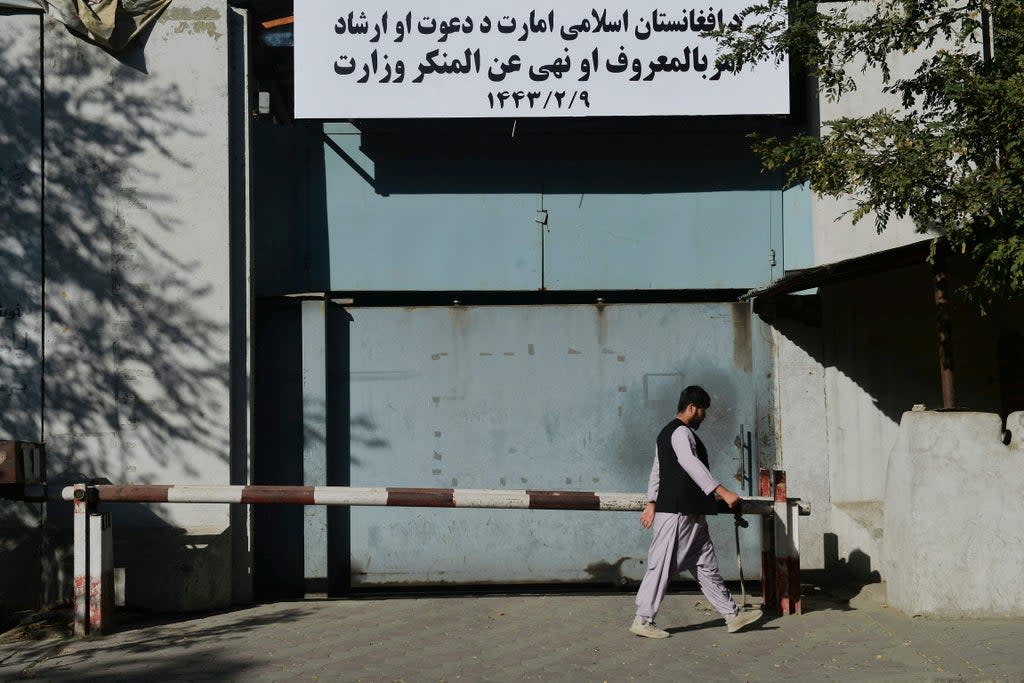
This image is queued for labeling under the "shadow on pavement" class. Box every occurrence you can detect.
[799,580,879,614]
[665,617,728,634]
[665,616,780,634]
[3,606,316,682]
[18,648,255,682]
[106,606,317,638]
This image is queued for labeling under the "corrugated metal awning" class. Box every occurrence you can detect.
[743,239,933,301]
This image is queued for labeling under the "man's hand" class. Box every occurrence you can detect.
[640,502,656,529]
[714,485,740,509]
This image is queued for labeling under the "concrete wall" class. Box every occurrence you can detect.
[0,3,244,611]
[765,265,1012,582]
[762,296,830,575]
[0,8,47,610]
[823,266,1003,522]
[810,1,937,265]
[767,4,1021,592]
[883,411,1024,617]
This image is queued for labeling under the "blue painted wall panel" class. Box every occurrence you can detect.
[344,303,763,584]
[544,190,773,289]
[323,131,542,291]
[318,125,798,293]
[783,183,814,273]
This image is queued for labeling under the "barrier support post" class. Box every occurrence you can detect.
[783,498,802,615]
[73,484,113,635]
[73,484,91,636]
[758,469,777,610]
[89,511,114,633]
[772,470,801,615]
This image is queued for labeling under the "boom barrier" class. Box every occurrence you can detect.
[3,469,808,636]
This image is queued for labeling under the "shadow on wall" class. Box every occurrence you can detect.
[339,118,796,196]
[40,28,230,483]
[822,533,880,584]
[759,267,1021,583]
[38,32,228,466]
[760,265,1015,426]
[0,20,230,602]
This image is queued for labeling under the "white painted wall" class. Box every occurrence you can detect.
[810,1,938,266]
[43,3,235,610]
[41,2,231,529]
[767,303,829,573]
[1,2,239,611]
[0,12,45,608]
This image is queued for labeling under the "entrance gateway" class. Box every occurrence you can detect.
[252,0,802,593]
[250,114,794,593]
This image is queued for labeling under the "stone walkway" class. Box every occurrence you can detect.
[2,586,1023,681]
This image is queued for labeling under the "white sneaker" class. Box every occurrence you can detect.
[726,608,763,633]
[630,616,670,639]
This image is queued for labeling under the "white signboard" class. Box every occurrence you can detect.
[294,1,789,118]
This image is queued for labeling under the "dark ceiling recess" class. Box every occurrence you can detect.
[248,0,295,123]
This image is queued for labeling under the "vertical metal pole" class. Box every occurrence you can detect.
[981,4,993,64]
[326,303,353,597]
[933,247,956,409]
[228,1,256,606]
[734,516,748,607]
[746,430,754,496]
[72,484,89,636]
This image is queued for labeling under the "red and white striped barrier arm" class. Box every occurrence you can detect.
[59,483,802,513]
[61,481,807,635]
[63,484,652,511]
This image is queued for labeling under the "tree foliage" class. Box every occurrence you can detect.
[713,0,1024,305]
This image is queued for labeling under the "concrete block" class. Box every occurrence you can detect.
[848,581,887,609]
[883,411,1024,617]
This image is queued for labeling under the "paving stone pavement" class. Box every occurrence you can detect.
[3,587,1024,682]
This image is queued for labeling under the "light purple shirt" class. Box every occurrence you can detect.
[645,424,721,502]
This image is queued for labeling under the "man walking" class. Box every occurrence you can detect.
[630,385,763,638]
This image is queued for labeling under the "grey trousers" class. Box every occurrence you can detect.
[634,512,739,621]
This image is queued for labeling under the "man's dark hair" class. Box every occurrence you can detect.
[678,385,711,413]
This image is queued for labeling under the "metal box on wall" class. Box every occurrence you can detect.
[0,440,45,484]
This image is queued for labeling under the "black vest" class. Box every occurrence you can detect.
[654,418,717,514]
